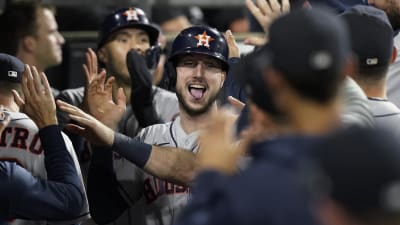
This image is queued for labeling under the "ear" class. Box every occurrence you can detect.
[343,54,358,81]
[97,48,108,64]
[391,47,397,64]
[21,36,36,53]
[263,67,284,93]
[220,71,227,89]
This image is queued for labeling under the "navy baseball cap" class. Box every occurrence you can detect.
[312,127,400,218]
[263,7,351,102]
[0,53,24,83]
[340,5,394,69]
[97,7,159,49]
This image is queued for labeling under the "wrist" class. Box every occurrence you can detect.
[36,117,58,128]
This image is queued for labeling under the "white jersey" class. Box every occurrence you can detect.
[0,111,89,225]
[118,116,198,225]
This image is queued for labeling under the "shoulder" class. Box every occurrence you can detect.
[137,121,173,144]
[153,86,177,101]
[56,87,85,105]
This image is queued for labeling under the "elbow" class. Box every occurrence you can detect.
[63,186,87,219]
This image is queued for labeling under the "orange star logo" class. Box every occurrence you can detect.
[123,8,139,21]
[194,31,214,48]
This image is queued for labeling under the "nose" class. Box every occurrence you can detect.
[57,32,65,45]
[193,61,205,77]
[129,40,146,56]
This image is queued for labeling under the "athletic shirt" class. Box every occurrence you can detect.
[0,111,90,225]
[129,116,199,225]
[368,97,400,137]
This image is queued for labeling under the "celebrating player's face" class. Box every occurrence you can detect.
[175,54,226,116]
[98,28,151,85]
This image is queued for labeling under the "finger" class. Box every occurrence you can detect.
[11,90,25,107]
[269,0,281,12]
[64,123,86,136]
[228,96,245,111]
[246,0,265,23]
[104,76,115,95]
[22,65,33,100]
[40,72,53,98]
[83,64,91,84]
[96,72,107,93]
[56,100,85,115]
[88,48,98,74]
[281,0,290,12]
[31,66,43,95]
[243,36,267,46]
[257,0,272,15]
[116,87,127,108]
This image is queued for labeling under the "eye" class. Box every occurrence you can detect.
[116,36,129,43]
[179,59,196,67]
[140,36,150,43]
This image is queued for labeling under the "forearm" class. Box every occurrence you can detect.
[112,133,197,186]
[40,125,81,187]
[144,145,197,186]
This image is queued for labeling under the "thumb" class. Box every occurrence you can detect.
[228,96,245,112]
[12,89,25,108]
[116,87,127,109]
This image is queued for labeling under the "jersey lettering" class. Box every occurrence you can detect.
[0,126,43,154]
[143,176,190,203]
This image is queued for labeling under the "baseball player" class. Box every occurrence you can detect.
[0,54,87,224]
[175,7,354,225]
[57,24,229,225]
[56,7,179,224]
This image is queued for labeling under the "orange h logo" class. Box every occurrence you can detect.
[195,31,214,48]
[123,8,139,21]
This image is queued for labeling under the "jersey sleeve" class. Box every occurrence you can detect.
[4,125,85,221]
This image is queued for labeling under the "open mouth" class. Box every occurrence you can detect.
[188,84,207,100]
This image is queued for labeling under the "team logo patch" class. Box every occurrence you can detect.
[194,31,214,48]
[123,8,139,21]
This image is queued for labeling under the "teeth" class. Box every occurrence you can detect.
[189,84,205,89]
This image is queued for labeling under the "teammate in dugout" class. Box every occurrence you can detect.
[0,54,86,223]
[57,25,230,225]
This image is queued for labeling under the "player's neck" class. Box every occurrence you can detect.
[289,97,342,135]
[179,105,218,134]
[17,53,45,73]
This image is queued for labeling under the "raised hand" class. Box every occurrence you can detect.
[197,109,248,174]
[56,99,115,147]
[85,72,126,130]
[81,48,107,113]
[244,0,290,46]
[12,65,57,128]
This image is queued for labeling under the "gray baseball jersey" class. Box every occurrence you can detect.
[341,77,375,128]
[367,97,400,137]
[56,86,179,225]
[387,34,400,108]
[0,111,90,225]
[121,116,199,225]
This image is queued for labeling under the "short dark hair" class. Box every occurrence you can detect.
[0,1,55,55]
